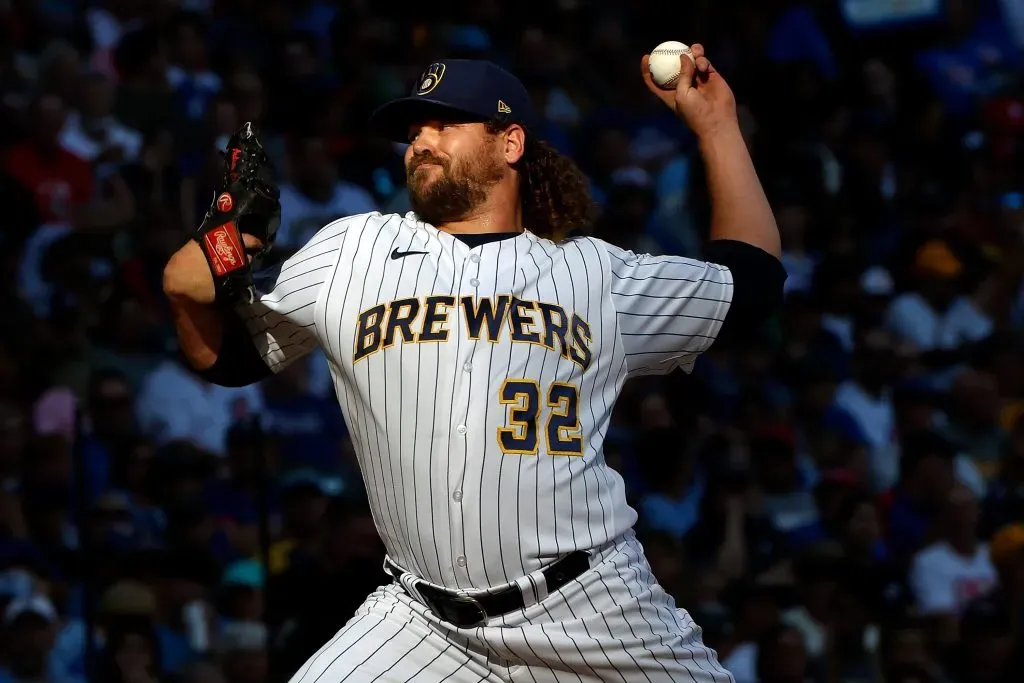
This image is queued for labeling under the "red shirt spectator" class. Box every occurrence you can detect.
[5,94,94,224]
[6,143,93,224]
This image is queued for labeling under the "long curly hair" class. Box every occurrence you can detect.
[485,121,598,240]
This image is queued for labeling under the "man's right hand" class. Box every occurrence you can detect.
[641,43,738,141]
[163,235,263,305]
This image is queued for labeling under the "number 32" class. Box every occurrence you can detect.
[497,379,583,456]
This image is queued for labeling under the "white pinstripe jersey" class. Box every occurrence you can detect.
[241,212,734,590]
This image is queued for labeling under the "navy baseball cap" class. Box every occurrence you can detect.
[369,59,537,142]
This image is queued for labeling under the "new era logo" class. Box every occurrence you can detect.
[498,100,511,114]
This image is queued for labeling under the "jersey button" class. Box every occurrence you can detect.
[469,253,480,263]
[456,556,467,567]
[469,278,480,287]
[463,361,473,372]
[452,490,463,502]
[456,424,468,435]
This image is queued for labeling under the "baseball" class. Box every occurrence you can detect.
[648,41,696,90]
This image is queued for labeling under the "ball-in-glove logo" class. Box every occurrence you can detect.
[417,63,445,95]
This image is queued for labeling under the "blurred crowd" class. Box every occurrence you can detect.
[1,0,1023,682]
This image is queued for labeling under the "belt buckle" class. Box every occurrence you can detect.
[425,592,488,629]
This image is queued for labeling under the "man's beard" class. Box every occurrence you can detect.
[406,151,503,226]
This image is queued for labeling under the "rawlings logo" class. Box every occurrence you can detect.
[214,230,240,267]
[217,192,234,212]
[203,224,245,277]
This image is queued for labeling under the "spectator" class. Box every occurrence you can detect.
[636,427,705,539]
[877,619,943,683]
[106,437,163,547]
[871,381,943,492]
[59,71,143,171]
[203,425,274,561]
[0,595,60,683]
[874,380,987,497]
[268,473,328,576]
[75,579,165,681]
[949,596,1019,683]
[262,357,347,475]
[5,93,93,225]
[149,550,221,673]
[835,327,902,459]
[641,531,688,600]
[134,357,264,457]
[909,484,997,646]
[943,368,1008,464]
[164,12,221,126]
[150,442,215,512]
[721,582,787,683]
[637,391,676,432]
[834,494,913,620]
[975,523,1024,633]
[0,402,28,488]
[686,467,787,583]
[275,132,377,249]
[35,41,84,107]
[787,469,865,550]
[216,621,267,683]
[837,493,886,561]
[172,660,225,683]
[885,240,994,353]
[753,623,816,683]
[826,572,881,683]
[268,31,339,133]
[751,425,818,536]
[776,191,818,295]
[883,429,957,559]
[112,27,176,138]
[84,0,145,78]
[217,560,264,629]
[95,621,163,683]
[914,0,1022,119]
[164,500,221,561]
[981,418,1024,535]
[781,542,845,661]
[66,368,140,501]
[88,492,141,553]
[814,257,866,353]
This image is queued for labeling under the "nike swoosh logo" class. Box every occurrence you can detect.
[391,248,429,260]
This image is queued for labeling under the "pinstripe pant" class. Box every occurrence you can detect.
[287,531,735,683]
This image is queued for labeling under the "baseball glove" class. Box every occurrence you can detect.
[194,122,280,305]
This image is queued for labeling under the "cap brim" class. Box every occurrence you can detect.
[368,97,488,142]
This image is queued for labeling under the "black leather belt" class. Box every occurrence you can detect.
[386,551,590,628]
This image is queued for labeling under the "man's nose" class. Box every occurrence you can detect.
[409,122,444,154]
[411,137,435,157]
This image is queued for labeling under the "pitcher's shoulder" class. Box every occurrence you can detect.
[533,233,616,264]
[332,211,409,230]
[318,211,412,238]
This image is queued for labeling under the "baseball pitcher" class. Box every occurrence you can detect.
[164,46,785,682]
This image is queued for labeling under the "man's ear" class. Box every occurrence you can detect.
[503,125,526,164]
